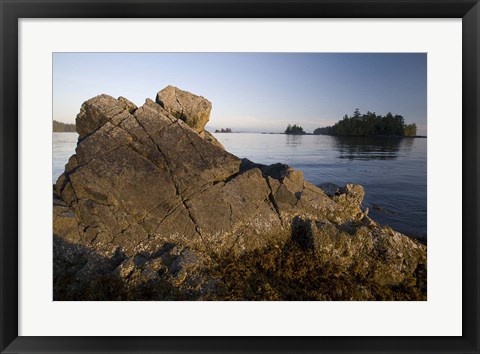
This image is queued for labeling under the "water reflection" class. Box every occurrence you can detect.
[285,134,303,147]
[332,136,414,160]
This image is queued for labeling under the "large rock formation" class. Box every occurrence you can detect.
[53,86,427,301]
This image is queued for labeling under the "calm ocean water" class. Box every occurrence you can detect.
[53,132,427,240]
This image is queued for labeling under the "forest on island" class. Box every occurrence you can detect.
[53,120,76,132]
[314,109,417,137]
[285,124,306,135]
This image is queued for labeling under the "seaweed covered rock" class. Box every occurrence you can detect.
[53,86,427,301]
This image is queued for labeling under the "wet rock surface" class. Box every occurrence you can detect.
[54,86,427,300]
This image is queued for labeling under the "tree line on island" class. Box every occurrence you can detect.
[215,128,233,133]
[53,120,76,132]
[285,124,305,135]
[285,109,418,137]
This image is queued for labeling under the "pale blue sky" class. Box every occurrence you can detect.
[53,53,427,135]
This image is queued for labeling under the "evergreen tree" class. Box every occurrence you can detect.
[353,108,361,119]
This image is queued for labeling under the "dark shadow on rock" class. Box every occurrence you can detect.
[239,159,291,180]
[291,216,314,251]
[53,236,201,301]
[220,158,292,185]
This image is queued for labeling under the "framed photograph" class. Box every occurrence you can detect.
[1,0,478,353]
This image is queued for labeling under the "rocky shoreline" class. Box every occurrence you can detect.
[53,86,427,300]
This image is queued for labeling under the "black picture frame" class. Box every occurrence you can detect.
[1,1,479,353]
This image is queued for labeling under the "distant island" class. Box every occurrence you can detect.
[215,128,233,133]
[285,124,306,135]
[313,109,417,137]
[53,120,76,132]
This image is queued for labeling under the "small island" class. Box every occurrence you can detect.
[313,109,418,137]
[285,124,306,135]
[53,120,76,132]
[215,128,233,133]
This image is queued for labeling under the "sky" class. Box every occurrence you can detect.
[53,53,427,135]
